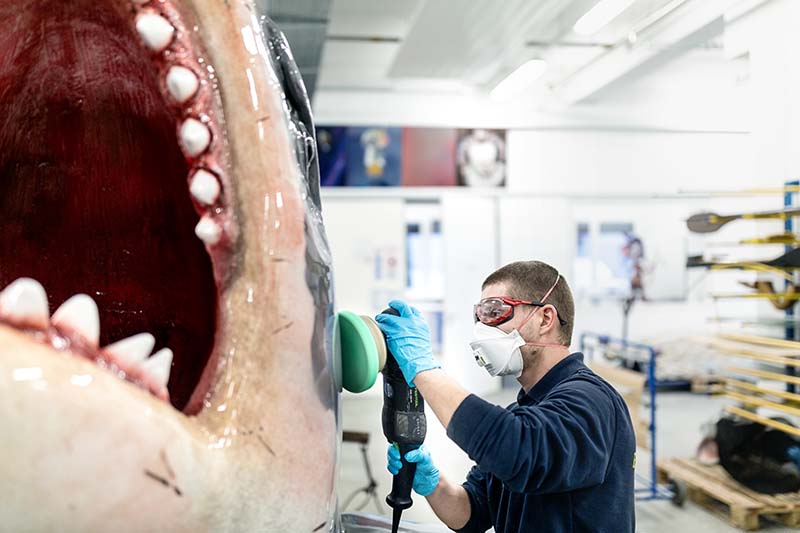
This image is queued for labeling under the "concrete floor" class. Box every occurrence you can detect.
[339,390,794,532]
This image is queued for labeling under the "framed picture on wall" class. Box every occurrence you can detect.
[345,127,402,186]
[456,129,507,188]
[401,128,457,187]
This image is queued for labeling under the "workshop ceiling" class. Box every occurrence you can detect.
[316,0,745,103]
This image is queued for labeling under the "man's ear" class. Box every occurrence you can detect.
[540,305,559,335]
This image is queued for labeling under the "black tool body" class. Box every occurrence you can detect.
[379,307,427,533]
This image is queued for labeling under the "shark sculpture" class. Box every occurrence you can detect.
[0,0,351,530]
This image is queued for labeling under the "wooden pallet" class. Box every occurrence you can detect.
[657,458,800,530]
[691,375,724,394]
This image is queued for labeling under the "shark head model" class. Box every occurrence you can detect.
[0,1,341,530]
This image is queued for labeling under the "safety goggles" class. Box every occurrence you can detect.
[473,296,567,327]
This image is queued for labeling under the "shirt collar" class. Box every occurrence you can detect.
[517,352,586,406]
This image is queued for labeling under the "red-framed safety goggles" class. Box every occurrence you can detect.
[473,296,566,327]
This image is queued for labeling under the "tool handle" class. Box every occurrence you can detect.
[386,444,418,511]
[741,208,800,220]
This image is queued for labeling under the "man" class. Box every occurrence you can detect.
[376,260,635,533]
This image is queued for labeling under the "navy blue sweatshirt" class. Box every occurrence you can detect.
[446,353,635,533]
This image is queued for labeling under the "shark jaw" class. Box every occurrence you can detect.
[0,1,339,531]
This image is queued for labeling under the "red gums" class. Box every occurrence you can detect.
[130,1,238,284]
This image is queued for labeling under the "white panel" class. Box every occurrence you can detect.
[499,197,575,276]
[323,198,406,315]
[506,129,757,194]
[441,195,500,395]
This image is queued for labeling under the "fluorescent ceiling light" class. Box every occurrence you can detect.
[573,0,636,36]
[490,59,548,102]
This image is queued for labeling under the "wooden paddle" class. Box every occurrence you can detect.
[741,233,800,245]
[687,208,800,233]
[686,248,800,275]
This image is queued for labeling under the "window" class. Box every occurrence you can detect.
[575,221,637,299]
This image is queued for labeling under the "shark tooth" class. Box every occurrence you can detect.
[142,348,173,387]
[0,278,49,329]
[180,118,211,157]
[195,215,222,245]
[105,333,156,366]
[52,294,100,346]
[189,169,221,205]
[166,66,200,104]
[136,13,175,52]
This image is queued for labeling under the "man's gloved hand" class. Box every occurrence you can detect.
[375,300,440,387]
[387,444,440,497]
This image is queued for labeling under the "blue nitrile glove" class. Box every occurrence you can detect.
[375,300,440,387]
[387,444,440,497]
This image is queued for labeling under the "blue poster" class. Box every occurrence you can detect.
[345,127,402,187]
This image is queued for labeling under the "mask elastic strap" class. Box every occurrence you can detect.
[518,273,561,329]
[524,341,568,348]
[518,273,569,348]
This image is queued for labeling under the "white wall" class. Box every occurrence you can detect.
[498,197,574,275]
[507,129,756,194]
[727,0,800,184]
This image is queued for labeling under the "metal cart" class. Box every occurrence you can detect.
[580,332,673,501]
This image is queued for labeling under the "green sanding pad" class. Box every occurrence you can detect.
[336,311,383,393]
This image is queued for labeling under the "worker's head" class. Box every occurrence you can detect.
[479,261,574,350]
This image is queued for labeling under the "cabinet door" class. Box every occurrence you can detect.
[324,198,407,316]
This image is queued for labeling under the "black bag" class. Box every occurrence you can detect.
[716,416,800,494]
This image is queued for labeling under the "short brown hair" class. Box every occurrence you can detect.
[482,261,574,345]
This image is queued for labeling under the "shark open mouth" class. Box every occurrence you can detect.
[0,0,235,413]
[0,1,341,529]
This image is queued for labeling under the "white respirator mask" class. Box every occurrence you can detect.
[470,273,566,378]
[469,321,526,377]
